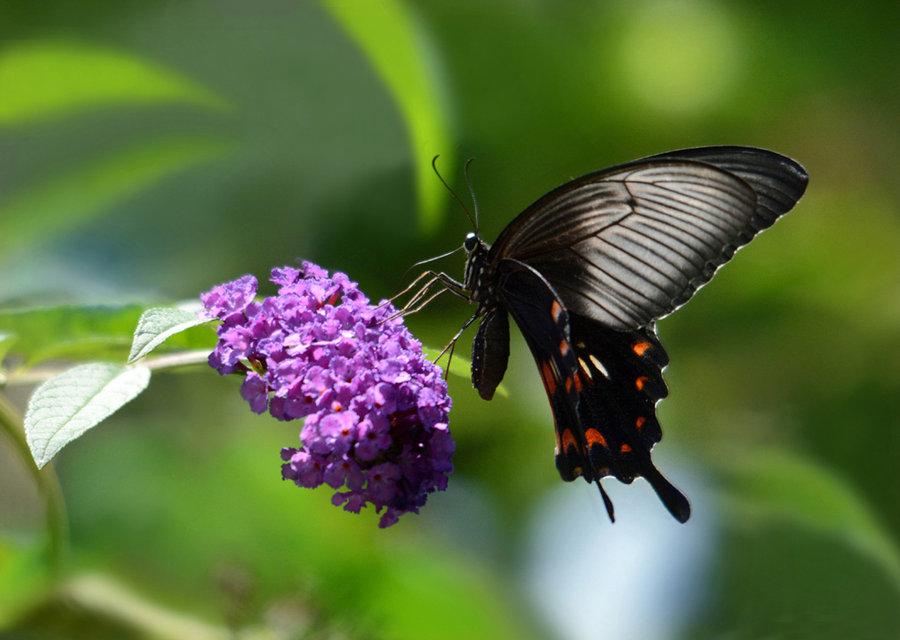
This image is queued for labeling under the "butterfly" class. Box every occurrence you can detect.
[411,146,808,523]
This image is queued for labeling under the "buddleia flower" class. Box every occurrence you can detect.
[201,262,453,528]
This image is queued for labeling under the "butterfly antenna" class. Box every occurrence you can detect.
[396,245,463,286]
[432,155,477,231]
[463,157,479,233]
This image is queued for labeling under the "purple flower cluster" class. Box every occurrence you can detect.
[201,262,454,528]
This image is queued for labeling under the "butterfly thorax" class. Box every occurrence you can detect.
[462,232,494,306]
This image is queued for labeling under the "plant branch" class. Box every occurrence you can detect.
[3,349,213,387]
[0,393,68,573]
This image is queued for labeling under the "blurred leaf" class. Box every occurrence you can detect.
[0,135,235,258]
[25,363,151,468]
[323,0,452,234]
[0,538,53,621]
[128,306,210,364]
[693,520,900,640]
[0,304,215,371]
[0,332,13,363]
[421,345,507,397]
[5,574,240,640]
[422,344,468,380]
[64,423,535,640]
[0,304,143,367]
[0,40,229,125]
[371,545,542,640]
[722,450,900,588]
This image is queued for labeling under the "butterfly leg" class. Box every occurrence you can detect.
[382,270,443,311]
[394,270,469,314]
[433,311,482,378]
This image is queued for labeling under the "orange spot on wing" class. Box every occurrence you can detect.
[573,371,584,392]
[635,376,649,391]
[561,428,577,452]
[565,376,573,393]
[539,360,557,396]
[585,428,607,449]
[619,443,633,453]
[559,340,570,357]
[635,416,646,430]
[550,300,564,323]
[554,429,561,454]
[632,341,651,357]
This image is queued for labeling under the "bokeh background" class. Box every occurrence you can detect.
[2,1,899,638]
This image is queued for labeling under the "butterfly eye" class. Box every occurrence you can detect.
[463,232,478,252]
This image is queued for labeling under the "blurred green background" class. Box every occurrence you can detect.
[1,1,899,638]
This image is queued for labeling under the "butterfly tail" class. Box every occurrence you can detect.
[640,460,691,523]
[596,480,616,523]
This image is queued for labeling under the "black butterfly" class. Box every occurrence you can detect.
[415,146,808,523]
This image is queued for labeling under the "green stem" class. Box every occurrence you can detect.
[0,393,68,573]
[4,349,212,386]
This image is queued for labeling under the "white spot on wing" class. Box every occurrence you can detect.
[589,354,610,379]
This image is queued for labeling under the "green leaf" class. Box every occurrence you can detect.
[0,40,229,125]
[25,363,151,468]
[0,304,216,368]
[128,307,210,364]
[421,346,507,397]
[722,450,900,588]
[323,0,453,234]
[0,304,144,367]
[0,135,235,258]
[0,332,14,364]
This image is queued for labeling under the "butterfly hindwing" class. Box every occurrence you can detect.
[487,258,685,520]
[492,259,586,477]
[567,314,690,522]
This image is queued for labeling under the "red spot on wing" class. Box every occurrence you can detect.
[632,340,651,357]
[560,428,577,453]
[585,428,607,449]
[539,360,557,396]
[635,376,649,391]
[550,300,564,323]
[620,443,633,453]
[635,416,646,430]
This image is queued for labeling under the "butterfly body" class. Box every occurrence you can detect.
[454,146,808,523]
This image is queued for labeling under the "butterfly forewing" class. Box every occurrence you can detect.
[489,148,807,331]
[648,146,809,228]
